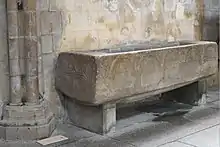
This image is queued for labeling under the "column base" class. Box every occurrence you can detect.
[0,99,56,141]
[64,98,116,135]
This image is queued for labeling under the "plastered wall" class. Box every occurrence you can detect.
[53,0,200,52]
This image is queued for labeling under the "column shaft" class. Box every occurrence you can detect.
[23,5,39,103]
[7,1,24,105]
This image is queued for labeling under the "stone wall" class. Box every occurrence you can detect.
[0,1,9,104]
[202,0,219,87]
[37,0,207,120]
[203,0,219,42]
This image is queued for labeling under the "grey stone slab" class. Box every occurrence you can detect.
[183,106,220,125]
[2,103,220,147]
[112,118,199,147]
[108,102,220,147]
[62,136,134,147]
[188,110,220,127]
[6,141,41,147]
[159,141,194,147]
[64,98,116,135]
[206,89,220,103]
[209,100,220,109]
[107,121,173,146]
[179,125,220,147]
[54,123,96,142]
[116,112,156,130]
[137,122,206,147]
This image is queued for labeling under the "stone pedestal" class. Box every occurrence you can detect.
[64,97,116,135]
[161,79,207,105]
[0,100,55,141]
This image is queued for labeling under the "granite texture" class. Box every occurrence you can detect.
[55,41,218,105]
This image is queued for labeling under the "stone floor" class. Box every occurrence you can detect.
[0,88,219,147]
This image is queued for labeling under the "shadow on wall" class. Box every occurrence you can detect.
[203,15,219,43]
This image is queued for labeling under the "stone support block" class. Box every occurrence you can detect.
[64,98,116,135]
[161,79,207,105]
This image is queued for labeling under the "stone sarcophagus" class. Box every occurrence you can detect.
[56,41,218,104]
[55,41,218,134]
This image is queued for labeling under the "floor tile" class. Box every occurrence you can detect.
[179,125,220,147]
[206,89,220,103]
[116,112,156,129]
[159,141,194,147]
[5,141,41,147]
[42,122,97,146]
[128,120,208,147]
[108,100,220,147]
[209,100,220,109]
[61,136,134,147]
[183,106,220,126]
[53,122,96,143]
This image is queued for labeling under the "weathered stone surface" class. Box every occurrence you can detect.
[2,117,55,141]
[161,80,207,105]
[63,96,116,134]
[0,100,56,141]
[55,41,218,105]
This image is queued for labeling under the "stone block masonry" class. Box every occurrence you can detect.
[0,0,219,140]
[0,0,55,141]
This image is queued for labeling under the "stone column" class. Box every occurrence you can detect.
[7,0,24,105]
[23,0,39,104]
[0,0,55,141]
[194,0,204,41]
